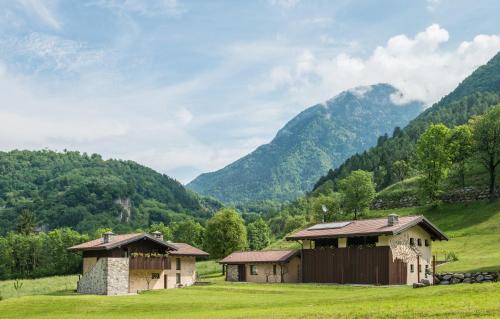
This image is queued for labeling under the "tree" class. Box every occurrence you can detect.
[247,218,271,250]
[470,105,500,198]
[204,208,247,259]
[311,193,343,223]
[416,124,452,201]
[147,223,173,241]
[338,170,376,219]
[448,125,473,188]
[172,219,205,248]
[392,160,410,183]
[16,210,35,235]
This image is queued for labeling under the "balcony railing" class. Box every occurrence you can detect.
[129,256,171,270]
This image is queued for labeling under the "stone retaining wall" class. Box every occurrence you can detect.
[372,187,500,210]
[435,272,498,285]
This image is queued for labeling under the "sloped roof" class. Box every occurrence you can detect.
[170,243,209,256]
[68,233,209,256]
[286,215,448,241]
[219,250,299,264]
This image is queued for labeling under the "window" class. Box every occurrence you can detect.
[409,238,415,246]
[410,264,414,273]
[250,265,257,275]
[152,273,160,279]
[424,239,429,247]
[176,273,181,284]
[176,258,181,270]
[273,264,277,275]
[418,264,422,273]
[417,238,422,246]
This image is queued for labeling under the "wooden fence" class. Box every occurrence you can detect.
[302,246,407,285]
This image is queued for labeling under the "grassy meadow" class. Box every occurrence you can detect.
[0,277,499,319]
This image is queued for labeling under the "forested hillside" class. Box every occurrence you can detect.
[0,150,221,235]
[189,84,423,203]
[314,52,500,191]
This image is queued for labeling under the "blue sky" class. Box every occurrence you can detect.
[0,0,499,183]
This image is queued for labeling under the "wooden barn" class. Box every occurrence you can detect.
[286,214,448,285]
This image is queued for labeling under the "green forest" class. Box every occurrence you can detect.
[0,150,221,235]
[314,52,500,191]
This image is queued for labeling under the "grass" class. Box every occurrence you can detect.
[0,277,498,319]
[0,275,78,300]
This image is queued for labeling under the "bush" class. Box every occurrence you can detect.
[445,251,459,262]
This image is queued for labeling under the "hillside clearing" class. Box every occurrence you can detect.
[0,277,498,319]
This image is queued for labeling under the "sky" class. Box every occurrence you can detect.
[0,0,499,184]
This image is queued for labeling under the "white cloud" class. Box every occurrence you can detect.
[18,0,61,29]
[3,32,106,73]
[256,24,500,106]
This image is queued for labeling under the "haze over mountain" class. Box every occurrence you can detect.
[188,84,423,203]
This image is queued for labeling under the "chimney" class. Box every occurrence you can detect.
[151,231,163,241]
[103,231,114,244]
[387,214,399,226]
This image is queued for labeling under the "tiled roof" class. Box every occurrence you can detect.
[219,250,299,264]
[286,215,448,241]
[170,243,209,256]
[68,233,209,256]
[68,233,144,251]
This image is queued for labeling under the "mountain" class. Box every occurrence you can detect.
[314,51,500,192]
[188,84,423,203]
[0,150,222,235]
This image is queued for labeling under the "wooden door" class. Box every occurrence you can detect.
[238,264,246,282]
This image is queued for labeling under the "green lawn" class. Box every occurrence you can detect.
[0,275,78,300]
[0,277,498,319]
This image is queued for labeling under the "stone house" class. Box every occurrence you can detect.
[286,214,448,285]
[220,250,301,283]
[68,231,209,295]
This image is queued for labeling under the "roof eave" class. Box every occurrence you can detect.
[286,230,394,241]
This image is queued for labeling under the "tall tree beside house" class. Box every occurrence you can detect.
[338,170,376,219]
[416,124,452,201]
[172,219,205,248]
[204,208,247,259]
[247,218,271,250]
[470,104,500,198]
[311,193,343,223]
[16,210,36,235]
[448,125,473,188]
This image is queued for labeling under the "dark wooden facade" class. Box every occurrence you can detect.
[129,256,171,270]
[301,246,407,285]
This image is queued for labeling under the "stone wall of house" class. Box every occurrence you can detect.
[77,257,108,295]
[435,272,498,285]
[226,265,239,282]
[106,258,129,295]
[371,187,500,210]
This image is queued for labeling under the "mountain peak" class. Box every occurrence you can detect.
[187,83,423,204]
